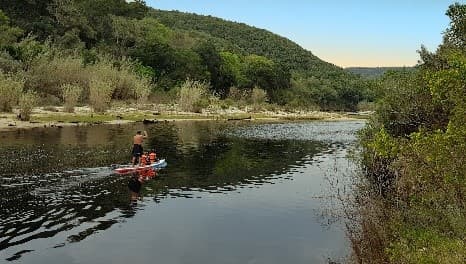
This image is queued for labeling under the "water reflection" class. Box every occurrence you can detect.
[128,168,159,202]
[0,120,364,262]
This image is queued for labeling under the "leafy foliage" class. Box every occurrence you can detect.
[355,4,466,263]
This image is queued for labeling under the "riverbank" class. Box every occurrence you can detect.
[0,104,371,131]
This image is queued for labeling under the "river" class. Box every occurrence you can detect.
[0,120,364,263]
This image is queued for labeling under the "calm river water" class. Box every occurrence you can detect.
[0,120,364,263]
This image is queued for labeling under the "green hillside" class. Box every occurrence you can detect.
[150,9,344,77]
[0,0,371,113]
[148,9,369,109]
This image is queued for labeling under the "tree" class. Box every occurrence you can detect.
[241,55,291,101]
[219,51,243,93]
[48,0,92,48]
[443,3,466,50]
[195,41,224,97]
[0,0,54,39]
[0,10,23,47]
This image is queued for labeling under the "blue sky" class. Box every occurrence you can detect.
[146,0,464,67]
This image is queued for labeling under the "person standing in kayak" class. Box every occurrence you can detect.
[132,130,148,165]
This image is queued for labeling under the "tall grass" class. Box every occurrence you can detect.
[0,72,23,112]
[62,83,82,112]
[24,51,151,108]
[178,79,210,112]
[249,87,268,111]
[89,77,113,113]
[133,77,151,104]
[250,87,267,104]
[88,57,151,105]
[18,90,37,121]
[26,51,88,99]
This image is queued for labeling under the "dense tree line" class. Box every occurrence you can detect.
[0,0,370,111]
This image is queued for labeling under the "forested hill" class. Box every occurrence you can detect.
[0,0,371,112]
[150,9,344,77]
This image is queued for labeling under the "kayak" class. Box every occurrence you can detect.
[113,159,167,175]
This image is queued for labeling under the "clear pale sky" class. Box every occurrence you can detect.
[146,0,465,68]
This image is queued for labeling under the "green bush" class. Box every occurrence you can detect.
[24,52,151,107]
[0,51,22,73]
[0,71,23,112]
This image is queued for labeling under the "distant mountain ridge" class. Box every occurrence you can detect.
[345,66,415,78]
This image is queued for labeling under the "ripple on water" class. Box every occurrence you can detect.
[228,120,365,143]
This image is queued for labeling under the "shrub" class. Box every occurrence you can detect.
[285,98,320,111]
[228,86,248,101]
[357,100,376,112]
[178,79,210,112]
[220,98,234,110]
[0,51,22,73]
[15,36,45,69]
[62,83,82,113]
[18,90,37,121]
[0,71,23,112]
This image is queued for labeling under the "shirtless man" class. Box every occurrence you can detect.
[132,130,148,165]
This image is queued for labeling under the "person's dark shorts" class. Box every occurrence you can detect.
[132,144,143,158]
